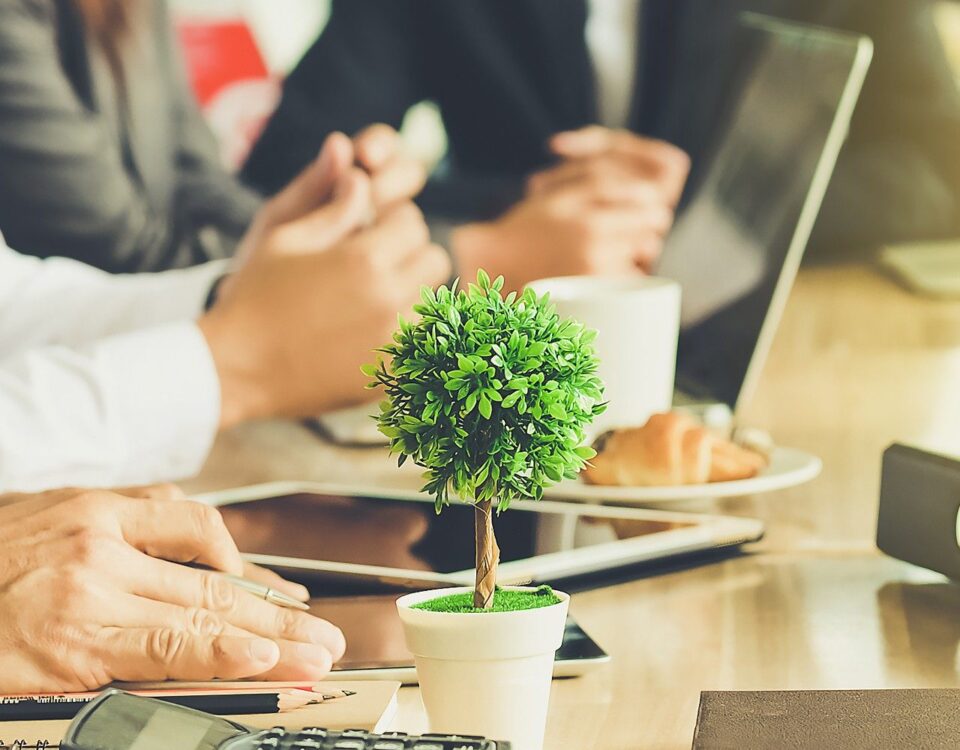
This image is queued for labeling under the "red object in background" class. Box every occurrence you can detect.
[177,19,269,106]
[176,17,279,169]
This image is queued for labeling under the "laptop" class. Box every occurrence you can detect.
[317,13,872,444]
[660,13,873,419]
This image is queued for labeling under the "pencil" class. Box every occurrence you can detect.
[0,688,351,722]
[114,681,355,694]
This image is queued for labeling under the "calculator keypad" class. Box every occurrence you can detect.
[228,727,507,750]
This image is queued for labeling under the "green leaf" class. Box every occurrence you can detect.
[420,286,436,305]
[465,390,479,414]
[574,445,597,460]
[478,395,492,419]
[502,391,521,409]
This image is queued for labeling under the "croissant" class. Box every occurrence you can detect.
[582,412,768,487]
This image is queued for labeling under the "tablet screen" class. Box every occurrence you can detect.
[219,492,695,576]
[219,493,622,670]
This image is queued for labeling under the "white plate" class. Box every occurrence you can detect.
[543,446,822,503]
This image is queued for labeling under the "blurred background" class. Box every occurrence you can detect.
[171,0,960,181]
[170,0,446,171]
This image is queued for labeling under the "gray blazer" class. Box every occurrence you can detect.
[0,0,262,272]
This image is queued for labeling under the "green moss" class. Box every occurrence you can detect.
[412,586,562,614]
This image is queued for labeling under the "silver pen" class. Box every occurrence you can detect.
[217,573,311,611]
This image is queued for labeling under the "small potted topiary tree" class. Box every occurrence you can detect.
[365,270,604,750]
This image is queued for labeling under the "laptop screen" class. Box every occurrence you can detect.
[657,15,870,410]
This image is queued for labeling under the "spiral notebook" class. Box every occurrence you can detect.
[0,680,399,749]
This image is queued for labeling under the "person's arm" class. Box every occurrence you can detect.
[0,133,448,493]
[809,0,960,253]
[0,239,226,355]
[0,322,220,492]
[0,1,214,271]
[242,0,427,196]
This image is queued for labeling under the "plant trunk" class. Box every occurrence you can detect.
[473,499,500,609]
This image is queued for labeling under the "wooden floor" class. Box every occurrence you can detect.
[187,262,960,749]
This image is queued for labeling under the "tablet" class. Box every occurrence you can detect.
[199,482,765,590]
[196,483,763,681]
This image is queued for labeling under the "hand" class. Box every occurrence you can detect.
[200,158,450,428]
[451,126,689,290]
[237,126,426,263]
[0,488,345,692]
[0,484,310,603]
[538,126,690,209]
[353,123,428,212]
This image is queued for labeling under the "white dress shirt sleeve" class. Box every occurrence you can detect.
[0,323,222,493]
[0,237,225,492]
[0,237,229,355]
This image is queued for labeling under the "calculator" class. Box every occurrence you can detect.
[62,690,509,750]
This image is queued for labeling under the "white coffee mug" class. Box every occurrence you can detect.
[527,276,681,436]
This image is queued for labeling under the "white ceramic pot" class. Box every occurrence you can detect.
[396,586,570,750]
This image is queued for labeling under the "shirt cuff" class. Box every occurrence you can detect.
[96,321,221,484]
[139,258,233,321]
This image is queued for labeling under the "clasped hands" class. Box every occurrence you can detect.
[453,125,691,290]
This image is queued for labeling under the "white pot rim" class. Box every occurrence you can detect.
[396,585,569,619]
[396,586,570,662]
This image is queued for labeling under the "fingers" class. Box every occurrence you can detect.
[550,125,618,156]
[551,126,689,171]
[242,561,310,602]
[127,556,345,660]
[268,168,374,254]
[548,127,690,205]
[370,154,427,211]
[354,123,399,170]
[263,131,355,225]
[354,124,427,210]
[98,628,281,683]
[106,593,339,681]
[529,156,673,208]
[570,201,673,237]
[347,202,431,266]
[117,498,244,576]
[540,202,667,271]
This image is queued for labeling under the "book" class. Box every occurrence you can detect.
[692,689,960,749]
[0,681,399,749]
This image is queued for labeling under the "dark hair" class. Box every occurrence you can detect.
[71,0,137,85]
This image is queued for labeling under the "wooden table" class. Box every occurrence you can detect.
[185,262,960,749]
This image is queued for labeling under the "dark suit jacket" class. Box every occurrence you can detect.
[244,0,960,254]
[0,0,261,272]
